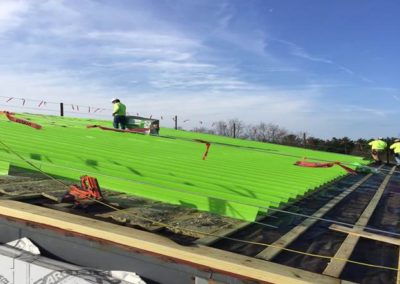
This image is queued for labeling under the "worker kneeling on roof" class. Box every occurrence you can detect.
[390,139,400,167]
[111,98,127,130]
[368,137,387,164]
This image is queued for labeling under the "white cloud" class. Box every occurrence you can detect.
[86,31,200,48]
[0,0,396,139]
[271,38,375,84]
[338,66,354,75]
[341,106,387,118]
[95,60,215,71]
[108,47,193,61]
[0,67,396,139]
[291,49,333,64]
[271,39,332,64]
[0,0,30,34]
[0,70,107,101]
[0,67,319,130]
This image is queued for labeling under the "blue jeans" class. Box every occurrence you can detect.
[113,115,126,130]
[395,153,400,166]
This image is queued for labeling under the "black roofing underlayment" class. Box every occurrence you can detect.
[341,169,400,284]
[212,173,365,255]
[214,165,400,284]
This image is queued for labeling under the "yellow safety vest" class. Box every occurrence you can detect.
[390,142,400,154]
[113,102,126,116]
[368,140,387,150]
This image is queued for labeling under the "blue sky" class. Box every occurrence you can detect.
[0,0,399,138]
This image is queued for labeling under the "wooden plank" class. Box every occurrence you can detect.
[41,203,74,213]
[0,189,10,195]
[41,192,60,202]
[0,200,344,284]
[0,193,43,201]
[329,224,400,246]
[323,166,396,278]
[0,179,49,189]
[97,208,164,232]
[256,173,374,261]
[397,250,400,284]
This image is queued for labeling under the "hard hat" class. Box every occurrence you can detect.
[111,98,118,103]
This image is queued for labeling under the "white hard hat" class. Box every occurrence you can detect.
[111,98,118,103]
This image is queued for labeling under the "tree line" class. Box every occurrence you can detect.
[191,119,397,159]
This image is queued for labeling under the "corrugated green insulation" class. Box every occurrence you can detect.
[0,160,9,175]
[0,113,367,221]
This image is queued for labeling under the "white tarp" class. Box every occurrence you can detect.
[6,237,40,255]
[0,239,146,284]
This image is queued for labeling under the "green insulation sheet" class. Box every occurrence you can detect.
[0,160,9,175]
[0,113,368,221]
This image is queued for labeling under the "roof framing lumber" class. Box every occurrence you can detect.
[0,179,48,189]
[323,166,396,278]
[256,172,375,261]
[329,224,400,246]
[397,251,400,284]
[0,200,347,284]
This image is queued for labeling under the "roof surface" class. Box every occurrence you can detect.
[0,113,367,221]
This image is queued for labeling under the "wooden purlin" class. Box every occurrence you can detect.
[0,200,346,284]
[398,253,400,284]
[256,172,375,261]
[329,224,400,246]
[323,166,396,278]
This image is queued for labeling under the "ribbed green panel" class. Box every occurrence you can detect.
[0,114,367,221]
[0,160,9,175]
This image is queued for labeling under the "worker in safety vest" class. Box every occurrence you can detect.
[368,137,387,163]
[390,139,400,166]
[111,98,127,130]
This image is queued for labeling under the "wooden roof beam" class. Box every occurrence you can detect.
[0,200,348,284]
[256,173,375,261]
[323,166,396,278]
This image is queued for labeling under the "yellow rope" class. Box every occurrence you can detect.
[130,212,399,272]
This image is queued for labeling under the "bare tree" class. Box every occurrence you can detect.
[243,124,258,140]
[282,134,301,146]
[187,117,384,157]
[297,131,308,147]
[268,124,288,143]
[213,120,228,136]
[247,123,288,143]
[192,127,215,134]
[254,122,269,142]
[227,118,244,138]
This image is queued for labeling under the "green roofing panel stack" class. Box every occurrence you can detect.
[0,113,367,221]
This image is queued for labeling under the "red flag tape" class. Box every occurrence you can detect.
[294,160,356,174]
[194,139,211,160]
[2,111,42,130]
